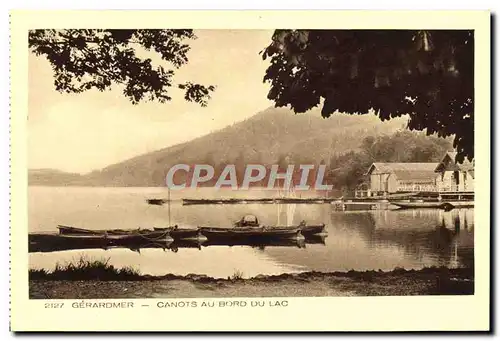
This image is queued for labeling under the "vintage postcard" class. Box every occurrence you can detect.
[10,10,490,332]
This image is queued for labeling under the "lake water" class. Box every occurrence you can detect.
[28,187,474,279]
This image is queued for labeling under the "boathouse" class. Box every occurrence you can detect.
[359,151,475,197]
[364,162,439,196]
[434,152,474,192]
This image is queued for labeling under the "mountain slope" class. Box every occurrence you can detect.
[81,107,408,186]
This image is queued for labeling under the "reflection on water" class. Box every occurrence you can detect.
[29,187,474,278]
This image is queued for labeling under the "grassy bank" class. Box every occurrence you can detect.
[29,256,142,281]
[29,257,474,298]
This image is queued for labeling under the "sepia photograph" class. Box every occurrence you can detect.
[9,10,490,332]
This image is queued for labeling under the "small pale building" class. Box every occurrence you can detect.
[359,151,475,197]
[434,152,474,192]
[365,163,439,195]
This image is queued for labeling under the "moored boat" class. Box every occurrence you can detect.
[31,229,173,253]
[57,225,173,239]
[57,225,155,236]
[441,201,475,210]
[57,231,169,241]
[199,226,303,241]
[57,225,104,235]
[154,226,201,240]
[203,238,305,248]
[298,223,326,236]
[390,201,474,210]
[182,198,275,205]
[147,198,166,205]
[200,215,325,241]
[182,197,332,205]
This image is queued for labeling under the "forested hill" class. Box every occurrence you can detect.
[83,107,407,186]
[30,107,410,186]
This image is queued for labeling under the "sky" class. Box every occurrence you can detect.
[28,30,275,174]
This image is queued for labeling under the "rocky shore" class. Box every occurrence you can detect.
[29,267,474,299]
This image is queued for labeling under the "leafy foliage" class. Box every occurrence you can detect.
[326,131,453,192]
[262,30,474,162]
[29,29,215,105]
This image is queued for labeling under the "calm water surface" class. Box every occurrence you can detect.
[29,187,474,278]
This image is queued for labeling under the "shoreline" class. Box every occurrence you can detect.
[29,266,474,299]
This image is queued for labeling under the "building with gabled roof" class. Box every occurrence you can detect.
[358,151,475,197]
[434,152,474,192]
[365,162,439,195]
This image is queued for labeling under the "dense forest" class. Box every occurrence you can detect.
[324,131,453,193]
[170,130,453,191]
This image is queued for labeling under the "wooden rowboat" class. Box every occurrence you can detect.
[390,201,474,210]
[146,198,166,205]
[203,238,306,248]
[182,198,275,206]
[57,225,168,238]
[31,229,172,253]
[154,227,201,240]
[57,225,103,235]
[58,225,206,242]
[58,225,152,235]
[199,226,303,241]
[298,224,326,236]
[55,232,168,241]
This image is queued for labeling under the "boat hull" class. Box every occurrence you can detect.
[29,230,172,252]
[147,199,166,205]
[199,227,303,241]
[203,239,305,248]
[391,201,474,209]
[155,227,201,240]
[183,198,275,205]
[444,201,475,208]
[299,224,326,236]
[57,225,147,236]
